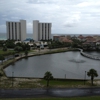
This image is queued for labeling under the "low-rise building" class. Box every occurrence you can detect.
[78,35,86,42]
[59,37,73,43]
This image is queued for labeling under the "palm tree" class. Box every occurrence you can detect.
[44,71,53,87]
[12,51,15,59]
[0,72,3,85]
[0,55,5,64]
[87,69,98,86]
[3,46,7,51]
[24,50,28,57]
[14,46,23,52]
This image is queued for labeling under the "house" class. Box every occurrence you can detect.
[59,37,73,43]
[14,41,22,44]
[96,40,100,45]
[53,35,65,41]
[78,35,86,42]
[82,38,97,50]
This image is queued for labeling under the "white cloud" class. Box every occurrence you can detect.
[11,17,21,20]
[63,12,81,28]
[0,0,100,34]
[77,2,92,7]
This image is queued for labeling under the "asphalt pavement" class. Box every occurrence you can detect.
[0,87,100,98]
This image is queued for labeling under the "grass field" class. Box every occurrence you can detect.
[0,96,100,100]
[39,79,91,87]
[0,78,93,89]
[0,49,15,56]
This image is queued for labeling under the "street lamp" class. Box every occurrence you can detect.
[65,74,66,79]
[12,71,14,88]
[84,71,86,85]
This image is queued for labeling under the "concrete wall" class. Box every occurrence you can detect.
[33,20,39,41]
[13,22,15,40]
[20,20,26,41]
[6,22,9,39]
[46,23,48,40]
[17,22,20,40]
[39,23,42,40]
[48,23,52,40]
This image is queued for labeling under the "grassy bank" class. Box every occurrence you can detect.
[39,79,92,88]
[0,78,94,89]
[0,96,100,100]
[0,49,15,56]
[39,48,79,55]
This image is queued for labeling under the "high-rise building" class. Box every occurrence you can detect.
[6,20,26,41]
[33,20,52,41]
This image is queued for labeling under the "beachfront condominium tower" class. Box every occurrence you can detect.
[33,20,52,41]
[6,20,26,41]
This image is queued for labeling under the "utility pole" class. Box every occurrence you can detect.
[12,71,14,88]
[65,74,66,79]
[84,71,86,85]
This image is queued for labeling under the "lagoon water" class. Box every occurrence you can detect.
[4,51,100,79]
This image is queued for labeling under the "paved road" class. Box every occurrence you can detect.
[0,88,100,98]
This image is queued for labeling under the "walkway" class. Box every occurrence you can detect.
[78,49,100,60]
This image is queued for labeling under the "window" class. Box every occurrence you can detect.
[19,23,21,40]
[42,23,43,39]
[48,24,49,39]
[15,23,17,40]
[8,22,10,39]
[12,22,14,39]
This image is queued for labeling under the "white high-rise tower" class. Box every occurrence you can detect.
[33,20,52,41]
[6,20,26,41]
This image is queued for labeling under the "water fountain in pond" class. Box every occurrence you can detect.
[69,54,85,63]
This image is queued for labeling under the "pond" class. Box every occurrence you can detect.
[4,51,100,79]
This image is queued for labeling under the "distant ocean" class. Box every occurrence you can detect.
[0,33,33,40]
[0,33,100,40]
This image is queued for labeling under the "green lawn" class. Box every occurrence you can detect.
[0,96,100,100]
[0,49,15,56]
[39,79,91,87]
[0,78,92,89]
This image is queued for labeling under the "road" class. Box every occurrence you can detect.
[0,88,100,98]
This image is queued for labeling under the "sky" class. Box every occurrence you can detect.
[0,0,100,34]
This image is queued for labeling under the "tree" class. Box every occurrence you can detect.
[33,43,37,49]
[14,46,23,52]
[24,43,30,50]
[87,69,98,86]
[12,51,16,59]
[0,55,5,64]
[44,71,53,87]
[5,40,15,48]
[0,72,3,86]
[3,46,7,51]
[24,50,28,57]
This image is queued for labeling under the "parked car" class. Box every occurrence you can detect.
[14,54,19,57]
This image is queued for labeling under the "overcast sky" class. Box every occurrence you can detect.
[0,0,100,34]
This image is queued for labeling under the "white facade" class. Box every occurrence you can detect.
[6,20,26,41]
[33,20,39,41]
[33,20,52,41]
